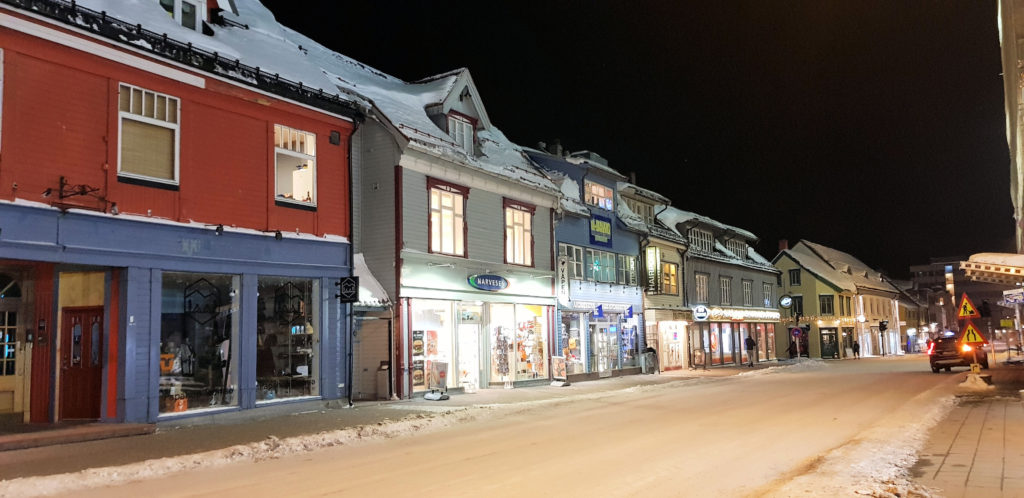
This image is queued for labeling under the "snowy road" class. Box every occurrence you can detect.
[51,357,962,497]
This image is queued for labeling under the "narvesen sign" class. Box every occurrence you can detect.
[468,274,509,292]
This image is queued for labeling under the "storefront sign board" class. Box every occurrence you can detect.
[468,274,509,292]
[557,255,571,306]
[589,214,613,247]
[1003,288,1024,304]
[551,356,567,380]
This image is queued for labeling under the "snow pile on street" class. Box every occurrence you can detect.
[737,358,829,377]
[765,387,956,498]
[958,373,996,391]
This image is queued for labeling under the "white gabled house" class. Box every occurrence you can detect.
[346,67,563,398]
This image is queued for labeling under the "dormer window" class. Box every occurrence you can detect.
[159,0,206,31]
[584,181,614,210]
[688,228,713,253]
[447,113,475,152]
[625,198,654,225]
[726,240,747,259]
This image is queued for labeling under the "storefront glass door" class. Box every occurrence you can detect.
[590,315,619,377]
[456,304,482,390]
[820,328,839,359]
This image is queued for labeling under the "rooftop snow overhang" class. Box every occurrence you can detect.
[353,254,391,309]
[961,253,1024,285]
[11,0,363,120]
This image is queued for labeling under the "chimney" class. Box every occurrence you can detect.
[551,139,563,157]
[629,171,637,184]
[537,141,547,151]
[778,239,789,251]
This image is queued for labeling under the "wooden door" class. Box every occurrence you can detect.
[0,305,25,414]
[59,306,103,420]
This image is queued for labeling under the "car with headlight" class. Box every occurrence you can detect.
[927,333,988,373]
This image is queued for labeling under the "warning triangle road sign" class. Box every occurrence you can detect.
[959,321,987,344]
[958,293,980,319]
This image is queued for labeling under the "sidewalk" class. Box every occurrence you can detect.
[911,361,1024,498]
[0,363,761,481]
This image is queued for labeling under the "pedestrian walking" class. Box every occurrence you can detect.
[744,335,756,367]
[853,340,860,359]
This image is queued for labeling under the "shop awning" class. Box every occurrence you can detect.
[354,253,391,310]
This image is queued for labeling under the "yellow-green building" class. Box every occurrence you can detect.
[773,242,860,358]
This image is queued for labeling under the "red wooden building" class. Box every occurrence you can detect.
[0,0,359,423]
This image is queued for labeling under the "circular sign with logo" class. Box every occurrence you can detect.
[693,305,710,321]
[791,327,802,337]
[779,295,793,309]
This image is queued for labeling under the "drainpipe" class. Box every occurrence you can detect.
[345,114,364,408]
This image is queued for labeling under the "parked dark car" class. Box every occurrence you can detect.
[928,335,988,373]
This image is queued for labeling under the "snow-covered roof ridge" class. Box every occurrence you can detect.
[617,181,671,204]
[967,252,1024,267]
[775,246,857,293]
[56,0,557,196]
[798,240,898,293]
[656,205,758,242]
[529,166,589,216]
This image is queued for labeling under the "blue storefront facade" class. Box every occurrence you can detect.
[528,149,645,380]
[0,203,349,424]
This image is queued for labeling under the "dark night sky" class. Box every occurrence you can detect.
[262,1,1014,278]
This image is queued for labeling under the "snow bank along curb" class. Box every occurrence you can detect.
[0,361,802,497]
[763,382,957,498]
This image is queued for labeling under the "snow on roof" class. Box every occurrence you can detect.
[777,245,857,293]
[615,192,649,234]
[653,207,773,272]
[353,253,390,309]
[534,167,589,217]
[798,240,898,293]
[617,182,671,204]
[655,205,758,241]
[565,153,627,180]
[967,252,1024,267]
[68,0,557,195]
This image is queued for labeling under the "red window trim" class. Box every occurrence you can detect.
[427,177,469,258]
[447,110,479,127]
[503,197,536,267]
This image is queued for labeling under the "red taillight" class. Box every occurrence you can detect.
[927,343,935,355]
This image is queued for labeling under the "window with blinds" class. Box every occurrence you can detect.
[118,83,179,183]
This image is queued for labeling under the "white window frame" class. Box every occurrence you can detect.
[586,248,616,283]
[274,124,317,206]
[720,276,732,305]
[661,262,678,295]
[695,273,709,303]
[742,280,752,306]
[584,181,614,211]
[429,185,466,257]
[504,202,533,266]
[560,243,584,280]
[726,240,747,259]
[447,113,474,152]
[617,254,637,286]
[688,228,714,253]
[763,282,773,307]
[159,0,207,31]
[117,83,180,185]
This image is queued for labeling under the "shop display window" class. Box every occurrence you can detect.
[490,304,549,383]
[766,324,776,360]
[560,313,585,374]
[411,300,453,392]
[620,321,639,368]
[721,323,735,364]
[739,323,751,363]
[515,305,547,381]
[256,277,320,402]
[159,272,239,414]
[708,323,721,365]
